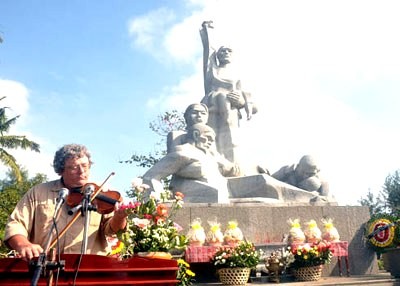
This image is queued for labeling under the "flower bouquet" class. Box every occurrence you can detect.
[288,240,333,281]
[115,178,188,258]
[211,240,262,285]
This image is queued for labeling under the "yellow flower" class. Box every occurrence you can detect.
[110,241,124,255]
[191,222,202,230]
[178,258,190,268]
[227,220,238,229]
[307,219,317,228]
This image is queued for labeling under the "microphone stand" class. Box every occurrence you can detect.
[66,185,97,285]
[31,194,67,286]
[81,185,96,253]
[67,184,97,254]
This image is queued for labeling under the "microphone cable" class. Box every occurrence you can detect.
[52,215,62,286]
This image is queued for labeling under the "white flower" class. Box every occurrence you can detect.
[131,177,143,189]
[132,218,151,228]
[150,191,161,201]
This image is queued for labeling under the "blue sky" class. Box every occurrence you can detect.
[1,0,400,205]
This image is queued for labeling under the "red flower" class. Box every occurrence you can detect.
[157,204,168,217]
[175,192,184,200]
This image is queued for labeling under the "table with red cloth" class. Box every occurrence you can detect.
[330,241,349,276]
[185,245,224,263]
[185,241,349,276]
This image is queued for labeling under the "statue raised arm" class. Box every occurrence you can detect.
[199,21,257,164]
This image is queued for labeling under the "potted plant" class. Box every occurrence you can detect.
[210,240,262,285]
[287,240,333,281]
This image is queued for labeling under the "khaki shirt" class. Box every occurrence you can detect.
[4,180,116,255]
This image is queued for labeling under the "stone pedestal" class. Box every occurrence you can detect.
[175,204,378,276]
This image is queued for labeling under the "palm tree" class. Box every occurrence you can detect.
[0,96,40,182]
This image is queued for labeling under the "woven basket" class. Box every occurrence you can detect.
[293,265,323,281]
[218,267,250,285]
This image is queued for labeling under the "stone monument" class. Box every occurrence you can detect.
[140,21,376,280]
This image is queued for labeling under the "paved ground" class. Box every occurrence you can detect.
[194,272,400,285]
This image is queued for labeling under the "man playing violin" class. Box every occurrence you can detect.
[3,143,127,260]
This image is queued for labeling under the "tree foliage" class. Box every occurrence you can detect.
[359,170,400,217]
[0,96,41,182]
[0,168,47,254]
[382,170,400,216]
[120,110,185,168]
[359,189,385,217]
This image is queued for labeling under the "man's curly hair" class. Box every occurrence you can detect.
[53,143,93,175]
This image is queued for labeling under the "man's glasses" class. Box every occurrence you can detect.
[65,164,90,172]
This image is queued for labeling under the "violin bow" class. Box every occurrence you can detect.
[49,172,115,249]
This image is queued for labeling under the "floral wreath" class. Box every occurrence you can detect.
[365,214,400,252]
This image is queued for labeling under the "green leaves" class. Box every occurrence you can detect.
[0,97,40,182]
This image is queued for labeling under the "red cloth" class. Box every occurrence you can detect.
[185,245,222,263]
[330,241,348,257]
[185,241,349,263]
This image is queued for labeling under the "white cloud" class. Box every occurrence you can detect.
[0,79,30,126]
[127,7,176,61]
[146,64,204,111]
[0,79,57,181]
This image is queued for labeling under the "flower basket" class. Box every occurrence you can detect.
[293,265,323,281]
[218,267,250,285]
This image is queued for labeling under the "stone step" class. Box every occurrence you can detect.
[194,272,400,285]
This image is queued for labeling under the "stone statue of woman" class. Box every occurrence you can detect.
[199,20,257,164]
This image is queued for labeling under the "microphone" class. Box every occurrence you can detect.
[68,204,82,215]
[67,185,95,215]
[54,188,69,215]
[84,184,95,195]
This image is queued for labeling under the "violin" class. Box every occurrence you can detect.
[66,182,122,214]
[49,172,118,249]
